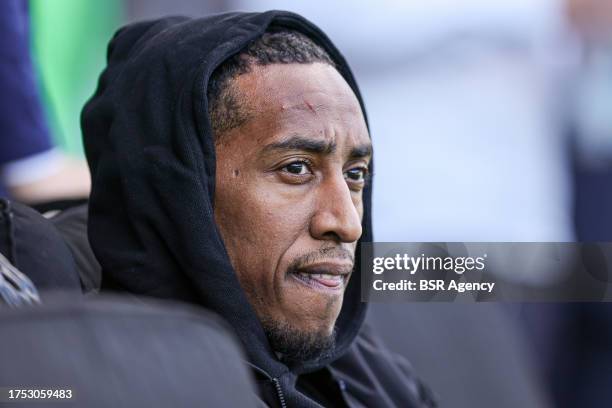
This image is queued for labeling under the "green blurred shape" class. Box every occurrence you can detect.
[30,0,122,155]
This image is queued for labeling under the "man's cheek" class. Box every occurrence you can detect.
[354,196,364,220]
[255,198,313,236]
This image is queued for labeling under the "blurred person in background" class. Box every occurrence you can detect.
[548,1,612,407]
[571,0,612,239]
[0,0,90,204]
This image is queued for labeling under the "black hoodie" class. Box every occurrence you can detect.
[83,10,435,407]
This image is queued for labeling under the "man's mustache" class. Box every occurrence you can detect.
[287,246,355,275]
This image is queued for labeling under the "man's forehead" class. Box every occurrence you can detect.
[227,63,370,151]
[238,63,362,114]
[259,97,371,156]
[279,93,363,117]
[275,93,369,151]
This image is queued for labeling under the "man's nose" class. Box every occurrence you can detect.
[309,175,363,243]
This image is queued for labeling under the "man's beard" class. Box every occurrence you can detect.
[261,317,337,365]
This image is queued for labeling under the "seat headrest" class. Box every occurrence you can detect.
[0,295,258,407]
[0,199,81,293]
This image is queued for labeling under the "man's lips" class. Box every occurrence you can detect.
[294,272,344,288]
[289,262,352,290]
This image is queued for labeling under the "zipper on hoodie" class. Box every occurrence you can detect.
[244,361,287,408]
[271,377,287,408]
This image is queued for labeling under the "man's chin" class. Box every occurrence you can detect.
[261,317,337,365]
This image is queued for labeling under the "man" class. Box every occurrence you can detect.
[83,11,435,407]
[0,0,90,203]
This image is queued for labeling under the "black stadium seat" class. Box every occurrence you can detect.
[367,303,552,408]
[0,200,258,406]
[0,199,81,292]
[0,295,258,407]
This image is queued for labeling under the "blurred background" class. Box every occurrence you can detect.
[1,0,612,407]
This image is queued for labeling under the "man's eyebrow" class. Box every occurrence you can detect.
[350,143,372,159]
[263,135,336,155]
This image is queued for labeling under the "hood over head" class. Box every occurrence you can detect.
[82,11,372,377]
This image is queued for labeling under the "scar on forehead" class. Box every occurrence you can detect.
[281,100,328,114]
[305,101,316,113]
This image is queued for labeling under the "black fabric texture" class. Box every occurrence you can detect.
[83,11,432,407]
[332,324,438,408]
[0,294,258,408]
[51,204,101,293]
[0,198,81,292]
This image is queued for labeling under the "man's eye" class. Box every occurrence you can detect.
[344,167,368,182]
[283,161,311,175]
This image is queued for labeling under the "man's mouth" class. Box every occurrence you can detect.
[289,262,352,291]
[294,272,345,288]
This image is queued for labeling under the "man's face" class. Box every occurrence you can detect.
[214,62,371,361]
